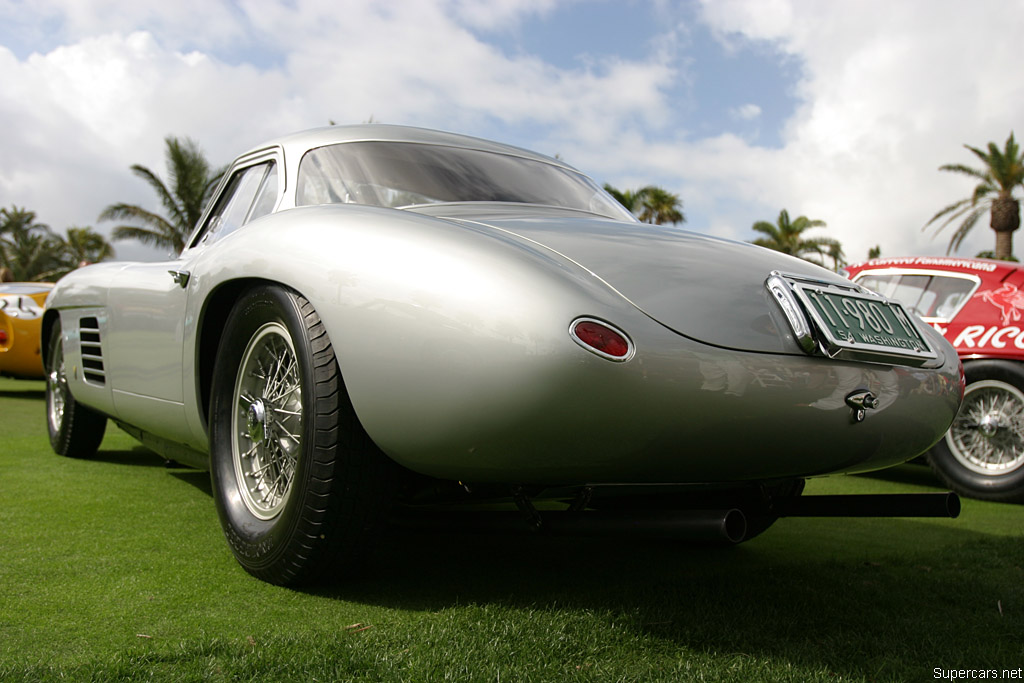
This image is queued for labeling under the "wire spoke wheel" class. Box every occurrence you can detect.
[46,335,68,436]
[946,379,1024,475]
[43,320,106,458]
[209,285,396,585]
[231,322,303,520]
[927,362,1024,503]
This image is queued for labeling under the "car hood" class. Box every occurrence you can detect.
[409,203,854,355]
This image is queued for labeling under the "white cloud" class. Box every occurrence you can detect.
[0,31,290,248]
[0,0,676,250]
[689,0,1024,261]
[730,103,761,121]
[0,0,250,53]
[2,0,1022,267]
[446,0,562,31]
[237,0,675,136]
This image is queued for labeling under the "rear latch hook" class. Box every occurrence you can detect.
[845,389,879,423]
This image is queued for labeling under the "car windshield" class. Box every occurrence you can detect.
[295,141,633,221]
[856,272,979,322]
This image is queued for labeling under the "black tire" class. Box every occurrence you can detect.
[45,320,107,458]
[209,285,395,585]
[927,360,1024,503]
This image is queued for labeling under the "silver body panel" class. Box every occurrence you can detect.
[409,203,843,355]
[45,125,963,485]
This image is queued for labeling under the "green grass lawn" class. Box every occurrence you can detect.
[1,376,1022,681]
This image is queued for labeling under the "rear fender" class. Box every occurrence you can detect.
[183,205,632,448]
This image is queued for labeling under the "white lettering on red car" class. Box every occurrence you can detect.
[949,324,1024,349]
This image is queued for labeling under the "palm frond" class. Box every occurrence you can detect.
[928,132,1024,259]
[110,225,179,252]
[98,202,173,229]
[750,221,780,239]
[947,206,988,253]
[130,162,189,232]
[924,198,973,230]
[938,163,989,182]
[972,184,995,204]
[749,208,833,262]
[101,135,222,254]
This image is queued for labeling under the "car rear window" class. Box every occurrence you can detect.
[856,271,979,322]
[295,141,632,221]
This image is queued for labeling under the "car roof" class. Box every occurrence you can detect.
[242,124,575,171]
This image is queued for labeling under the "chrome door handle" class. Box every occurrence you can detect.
[168,270,191,288]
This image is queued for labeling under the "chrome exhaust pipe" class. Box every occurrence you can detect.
[539,509,748,543]
[391,508,748,544]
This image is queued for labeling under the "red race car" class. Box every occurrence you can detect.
[845,256,1024,502]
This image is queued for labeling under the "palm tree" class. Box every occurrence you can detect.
[924,132,1024,260]
[825,241,846,270]
[2,207,115,281]
[99,136,224,254]
[33,227,116,281]
[637,186,685,225]
[60,226,115,266]
[4,232,58,281]
[0,205,47,237]
[976,250,1019,262]
[0,206,56,281]
[751,209,841,266]
[603,184,647,213]
[604,184,685,225]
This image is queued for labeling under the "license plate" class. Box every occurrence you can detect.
[792,282,937,363]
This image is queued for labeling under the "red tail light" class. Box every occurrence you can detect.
[570,318,633,361]
[0,329,8,345]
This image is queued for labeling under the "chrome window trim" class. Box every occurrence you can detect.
[184,146,284,253]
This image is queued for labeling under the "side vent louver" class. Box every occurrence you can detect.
[79,317,105,385]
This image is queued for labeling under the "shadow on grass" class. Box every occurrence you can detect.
[859,462,1024,507]
[88,445,213,495]
[312,519,1023,678]
[72,434,1023,677]
[169,469,213,496]
[89,446,178,468]
[0,388,45,401]
[856,461,941,488]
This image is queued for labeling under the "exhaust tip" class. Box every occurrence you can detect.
[722,508,748,544]
[944,492,961,519]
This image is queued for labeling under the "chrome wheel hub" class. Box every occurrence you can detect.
[231,322,303,520]
[977,413,1000,439]
[46,342,67,433]
[247,399,268,444]
[946,379,1024,475]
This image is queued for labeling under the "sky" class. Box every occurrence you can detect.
[1,0,1023,264]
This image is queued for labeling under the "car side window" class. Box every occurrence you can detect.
[194,162,277,247]
[247,164,279,223]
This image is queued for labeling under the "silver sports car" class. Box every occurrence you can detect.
[43,125,964,585]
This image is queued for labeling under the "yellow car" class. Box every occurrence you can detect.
[0,283,52,379]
